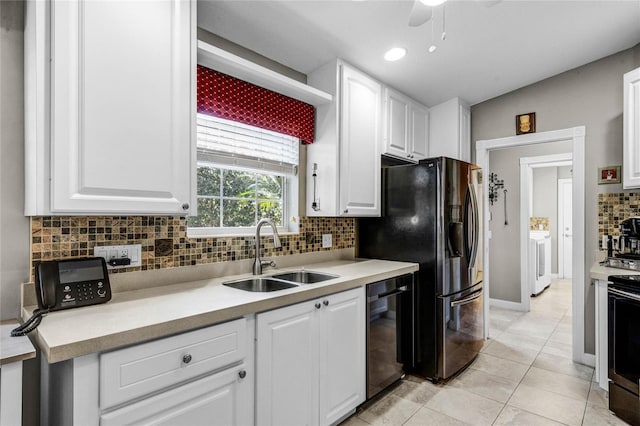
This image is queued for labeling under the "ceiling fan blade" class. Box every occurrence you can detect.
[475,0,502,7]
[408,0,433,27]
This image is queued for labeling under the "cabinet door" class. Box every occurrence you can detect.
[339,65,382,217]
[383,88,411,160]
[624,67,640,188]
[319,288,366,426]
[49,0,194,214]
[100,364,252,426]
[458,103,471,163]
[410,103,430,161]
[256,301,320,426]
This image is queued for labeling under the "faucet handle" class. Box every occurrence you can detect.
[261,260,276,269]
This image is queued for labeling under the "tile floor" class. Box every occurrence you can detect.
[341,279,628,426]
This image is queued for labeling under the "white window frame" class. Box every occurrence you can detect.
[187,116,299,238]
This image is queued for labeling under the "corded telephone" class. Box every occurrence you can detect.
[11,258,111,336]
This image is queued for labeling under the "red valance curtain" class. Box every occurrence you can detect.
[197,65,315,144]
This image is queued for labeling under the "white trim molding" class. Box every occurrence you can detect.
[476,126,587,366]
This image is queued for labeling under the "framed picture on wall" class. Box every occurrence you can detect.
[598,166,621,184]
[516,112,536,135]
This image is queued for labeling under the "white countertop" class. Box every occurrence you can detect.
[23,259,418,363]
[0,321,36,365]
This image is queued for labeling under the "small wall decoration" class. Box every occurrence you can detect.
[598,165,621,184]
[516,112,536,135]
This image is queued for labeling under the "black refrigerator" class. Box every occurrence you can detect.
[358,157,483,382]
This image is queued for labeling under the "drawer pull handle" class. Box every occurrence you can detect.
[182,354,192,364]
[238,370,247,379]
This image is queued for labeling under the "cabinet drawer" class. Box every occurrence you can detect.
[100,363,251,426]
[100,318,247,409]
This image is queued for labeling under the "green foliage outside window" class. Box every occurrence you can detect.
[189,165,284,228]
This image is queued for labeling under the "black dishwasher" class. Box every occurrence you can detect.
[366,273,414,399]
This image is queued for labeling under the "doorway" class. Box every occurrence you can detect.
[476,126,588,366]
[520,153,572,311]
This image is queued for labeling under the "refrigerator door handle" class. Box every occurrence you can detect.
[469,182,479,268]
[450,288,483,308]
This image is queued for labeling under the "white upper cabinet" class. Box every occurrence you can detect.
[428,97,471,162]
[306,60,382,217]
[624,67,640,189]
[25,0,195,215]
[382,87,429,163]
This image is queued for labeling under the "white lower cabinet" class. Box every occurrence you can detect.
[256,287,366,426]
[100,365,251,426]
[43,317,254,425]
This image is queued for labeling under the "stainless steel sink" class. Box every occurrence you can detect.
[269,270,339,284]
[223,277,299,292]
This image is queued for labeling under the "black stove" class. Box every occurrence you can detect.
[607,274,640,425]
[608,275,640,293]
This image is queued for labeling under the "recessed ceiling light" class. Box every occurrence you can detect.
[384,47,407,61]
[420,0,446,6]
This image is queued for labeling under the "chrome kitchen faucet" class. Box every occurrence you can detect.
[253,218,282,275]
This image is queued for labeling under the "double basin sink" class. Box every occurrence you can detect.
[223,270,339,292]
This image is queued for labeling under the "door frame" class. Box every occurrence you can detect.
[558,178,573,279]
[519,153,573,313]
[476,126,587,366]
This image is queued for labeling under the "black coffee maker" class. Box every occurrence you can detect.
[618,217,640,259]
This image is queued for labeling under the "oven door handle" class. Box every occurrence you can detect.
[368,286,409,302]
[608,287,640,303]
[450,289,483,308]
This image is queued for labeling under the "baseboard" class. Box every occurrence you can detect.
[489,298,526,311]
[581,352,596,368]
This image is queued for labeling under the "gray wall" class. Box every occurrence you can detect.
[488,142,572,302]
[1,0,30,321]
[472,44,640,355]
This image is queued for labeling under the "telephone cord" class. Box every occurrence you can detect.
[10,308,49,337]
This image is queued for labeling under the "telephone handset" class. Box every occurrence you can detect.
[11,258,111,336]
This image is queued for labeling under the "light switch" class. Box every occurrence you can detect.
[322,234,332,248]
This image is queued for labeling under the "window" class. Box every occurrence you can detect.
[188,114,299,236]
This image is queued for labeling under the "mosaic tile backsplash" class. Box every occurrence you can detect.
[30,216,355,279]
[598,193,640,245]
[530,217,550,231]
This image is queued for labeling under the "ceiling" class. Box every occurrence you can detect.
[197,0,640,107]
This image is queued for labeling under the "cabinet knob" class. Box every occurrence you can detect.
[182,203,190,210]
[343,209,349,214]
[315,302,322,309]
[323,300,329,306]
[238,370,247,379]
[182,354,192,364]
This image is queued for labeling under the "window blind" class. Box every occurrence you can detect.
[197,113,299,175]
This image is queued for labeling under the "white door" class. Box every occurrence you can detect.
[318,288,365,426]
[558,178,573,278]
[256,300,320,426]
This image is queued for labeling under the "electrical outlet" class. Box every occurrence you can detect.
[602,235,608,249]
[94,244,142,269]
[322,234,332,248]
